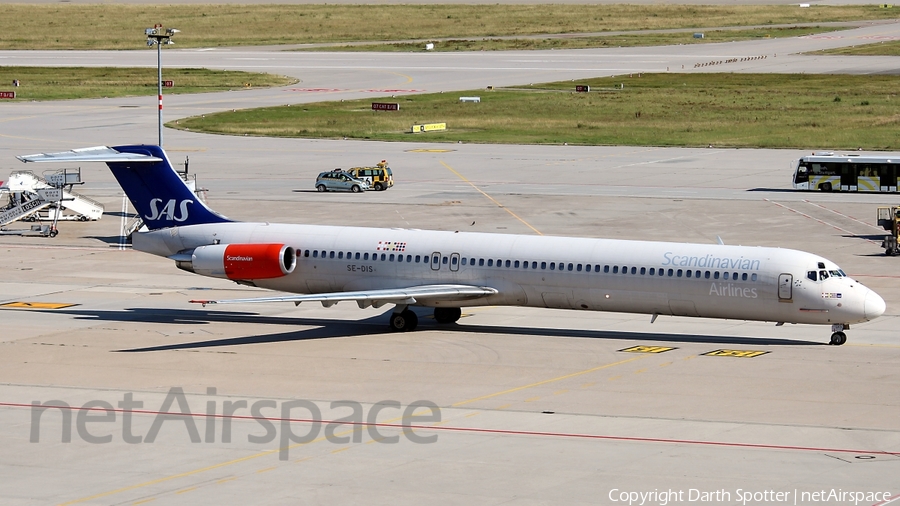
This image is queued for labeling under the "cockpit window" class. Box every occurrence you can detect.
[819,270,829,280]
[807,271,817,282]
[829,270,843,278]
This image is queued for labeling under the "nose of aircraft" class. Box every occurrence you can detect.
[864,290,886,320]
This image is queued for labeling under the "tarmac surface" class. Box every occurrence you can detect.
[1,16,899,506]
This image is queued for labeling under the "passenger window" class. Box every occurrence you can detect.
[514,260,520,268]
[304,250,310,258]
[705,271,710,279]
[505,260,511,268]
[470,258,475,265]
[364,253,369,260]
[488,259,493,267]
[533,262,538,269]
[649,268,655,275]
[452,257,458,266]
[677,269,683,277]
[604,265,610,273]
[686,270,692,278]
[612,266,618,274]
[541,262,547,270]
[442,257,448,265]
[338,252,343,259]
[594,264,600,272]
[723,272,730,280]
[381,254,386,261]
[568,263,574,271]
[407,255,412,262]
[550,263,556,270]
[415,255,421,263]
[742,273,748,281]
[461,258,467,266]
[714,271,719,279]
[577,264,582,272]
[668,269,674,276]
[479,259,485,267]
[640,267,646,275]
[313,251,318,258]
[751,273,758,281]
[631,267,636,275]
[354,252,360,260]
[389,254,395,261]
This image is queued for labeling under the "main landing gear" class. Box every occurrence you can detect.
[830,324,848,346]
[388,307,462,332]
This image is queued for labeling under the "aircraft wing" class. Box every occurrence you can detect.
[17,146,163,163]
[189,284,498,309]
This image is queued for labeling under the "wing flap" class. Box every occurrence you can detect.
[17,146,163,163]
[190,284,498,308]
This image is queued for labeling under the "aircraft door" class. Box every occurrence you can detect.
[778,273,793,301]
[450,253,460,272]
[431,252,441,271]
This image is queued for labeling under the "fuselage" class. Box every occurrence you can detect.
[134,221,885,327]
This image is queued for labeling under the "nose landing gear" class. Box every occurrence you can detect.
[830,324,848,346]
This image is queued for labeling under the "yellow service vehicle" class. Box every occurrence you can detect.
[877,206,900,256]
[345,161,393,191]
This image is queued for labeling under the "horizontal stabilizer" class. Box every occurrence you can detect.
[17,146,163,163]
[190,284,498,309]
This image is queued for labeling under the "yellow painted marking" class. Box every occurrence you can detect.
[295,457,313,463]
[608,375,622,381]
[658,362,672,368]
[407,148,454,153]
[331,447,351,454]
[524,396,541,403]
[619,345,675,354]
[634,368,647,374]
[702,349,769,358]
[133,499,155,505]
[256,467,277,474]
[683,355,696,361]
[175,488,196,495]
[440,160,543,236]
[1,301,78,310]
[581,382,595,388]
[496,404,511,410]
[464,412,480,418]
[451,355,645,407]
[217,477,236,484]
[553,389,568,396]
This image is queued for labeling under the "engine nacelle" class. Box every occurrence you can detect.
[177,243,296,280]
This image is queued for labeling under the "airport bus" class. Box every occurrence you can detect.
[792,153,900,192]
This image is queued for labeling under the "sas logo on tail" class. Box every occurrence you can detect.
[145,199,193,222]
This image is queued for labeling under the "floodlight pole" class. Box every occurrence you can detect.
[145,26,179,147]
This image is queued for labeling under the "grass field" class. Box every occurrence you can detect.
[0,4,895,50]
[0,67,296,101]
[171,74,900,150]
[309,26,832,52]
[814,40,900,56]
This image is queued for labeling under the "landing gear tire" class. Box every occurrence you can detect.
[389,309,418,332]
[434,307,462,324]
[49,229,58,238]
[830,331,847,346]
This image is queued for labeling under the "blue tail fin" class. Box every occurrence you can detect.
[108,145,231,230]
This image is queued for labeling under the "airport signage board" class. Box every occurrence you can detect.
[163,80,174,88]
[575,85,590,92]
[372,102,400,111]
[0,91,15,99]
[411,122,447,133]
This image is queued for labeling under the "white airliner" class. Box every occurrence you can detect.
[18,145,886,345]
